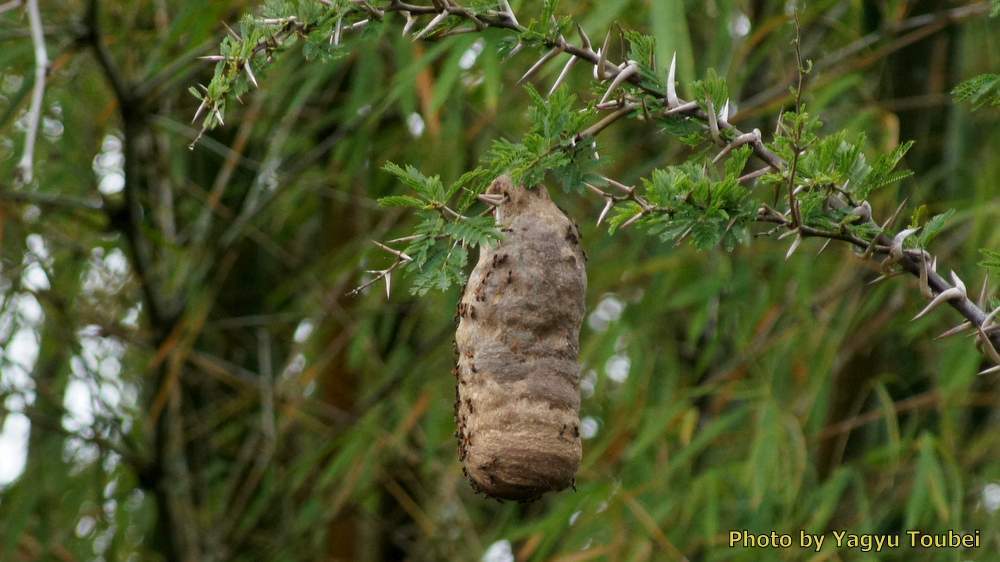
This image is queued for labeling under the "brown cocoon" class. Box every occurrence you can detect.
[454,176,587,501]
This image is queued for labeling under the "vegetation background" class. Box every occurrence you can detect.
[0,0,998,561]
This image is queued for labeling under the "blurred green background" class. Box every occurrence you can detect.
[0,1,998,561]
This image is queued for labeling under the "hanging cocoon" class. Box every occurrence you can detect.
[454,176,587,501]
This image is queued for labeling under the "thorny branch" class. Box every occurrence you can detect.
[14,0,48,183]
[237,1,998,368]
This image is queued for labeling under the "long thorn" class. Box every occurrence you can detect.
[192,98,208,123]
[244,62,258,88]
[401,10,415,36]
[913,287,965,321]
[666,52,679,108]
[597,199,613,226]
[719,99,731,126]
[576,23,592,51]
[518,46,562,85]
[621,211,644,229]
[499,0,519,26]
[548,55,578,97]
[664,101,698,115]
[817,239,833,256]
[477,194,504,206]
[599,62,637,104]
[596,30,612,81]
[372,240,413,262]
[712,129,761,163]
[222,21,241,40]
[414,10,449,40]
[706,99,721,144]
[936,322,972,340]
[785,233,802,260]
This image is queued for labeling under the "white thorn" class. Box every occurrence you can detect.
[980,364,1000,376]
[706,99,721,144]
[621,211,644,229]
[597,198,613,226]
[499,0,519,26]
[385,271,392,299]
[222,22,241,40]
[852,201,873,222]
[334,16,343,45]
[414,10,448,40]
[935,322,972,340]
[977,327,1000,364]
[712,129,761,164]
[778,227,799,240]
[912,287,965,321]
[890,228,919,262]
[401,11,415,36]
[596,31,612,81]
[584,183,607,197]
[983,305,1000,329]
[518,46,562,85]
[600,176,634,194]
[576,23,592,52]
[244,63,258,88]
[817,239,832,256]
[477,194,504,206]
[192,98,208,124]
[949,270,967,296]
[978,274,990,308]
[719,99,731,125]
[599,62,637,105]
[868,273,893,286]
[548,55,578,97]
[666,52,679,108]
[785,233,802,260]
[919,254,933,299]
[664,101,698,116]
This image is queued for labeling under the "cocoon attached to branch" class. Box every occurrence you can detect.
[454,176,587,501]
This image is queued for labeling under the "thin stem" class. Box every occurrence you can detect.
[15,0,48,183]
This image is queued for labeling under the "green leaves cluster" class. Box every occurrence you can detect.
[375,72,599,296]
[952,74,1000,111]
[609,146,755,251]
[192,0,362,137]
[981,249,1000,276]
[690,68,730,115]
[378,164,499,295]
[758,110,919,232]
[478,87,595,190]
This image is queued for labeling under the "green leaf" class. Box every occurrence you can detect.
[377,195,426,209]
[952,73,1000,110]
[409,244,468,295]
[980,249,1000,276]
[382,162,446,201]
[442,217,500,247]
[858,140,914,198]
[916,209,955,246]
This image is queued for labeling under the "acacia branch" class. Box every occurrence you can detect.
[353,2,998,361]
